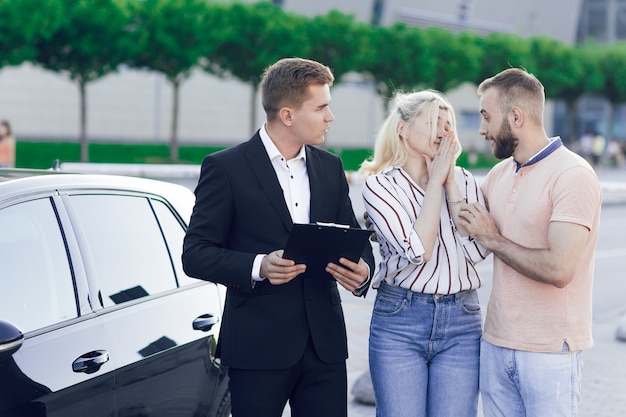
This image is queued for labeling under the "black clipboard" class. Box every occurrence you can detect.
[282,222,371,276]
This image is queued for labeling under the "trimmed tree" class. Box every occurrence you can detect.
[305,9,370,82]
[0,0,64,66]
[422,28,483,93]
[204,1,310,135]
[529,36,602,143]
[357,22,434,111]
[472,31,534,85]
[592,43,626,141]
[33,0,134,162]
[127,0,214,163]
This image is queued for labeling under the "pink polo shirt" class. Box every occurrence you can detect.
[481,145,602,352]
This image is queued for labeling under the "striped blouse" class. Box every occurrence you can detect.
[362,166,489,294]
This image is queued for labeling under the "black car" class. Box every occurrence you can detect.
[0,168,230,417]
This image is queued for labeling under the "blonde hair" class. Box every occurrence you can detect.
[359,90,461,177]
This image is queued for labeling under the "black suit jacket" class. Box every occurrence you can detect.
[182,132,375,370]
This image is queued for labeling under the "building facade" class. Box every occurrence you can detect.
[572,0,626,142]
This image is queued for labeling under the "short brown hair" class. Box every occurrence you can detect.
[477,68,545,126]
[261,57,334,121]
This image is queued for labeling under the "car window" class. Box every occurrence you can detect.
[69,194,178,308]
[0,198,77,333]
[151,199,198,287]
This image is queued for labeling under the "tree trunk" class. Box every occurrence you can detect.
[378,81,391,114]
[250,82,258,135]
[170,78,180,163]
[79,79,89,162]
[566,99,578,145]
[607,101,616,142]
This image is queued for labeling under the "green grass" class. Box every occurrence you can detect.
[15,141,499,171]
[15,141,227,169]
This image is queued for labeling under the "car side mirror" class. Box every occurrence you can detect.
[0,319,24,361]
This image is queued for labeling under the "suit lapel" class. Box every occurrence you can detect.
[306,146,325,222]
[245,134,293,231]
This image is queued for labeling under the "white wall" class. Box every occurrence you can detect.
[0,63,556,152]
[0,64,254,144]
[0,63,389,149]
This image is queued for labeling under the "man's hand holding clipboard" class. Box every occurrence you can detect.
[280,222,371,292]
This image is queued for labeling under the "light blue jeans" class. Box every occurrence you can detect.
[369,282,482,417]
[480,340,583,417]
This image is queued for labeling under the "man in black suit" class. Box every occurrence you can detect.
[182,57,375,417]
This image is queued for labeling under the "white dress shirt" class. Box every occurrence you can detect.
[252,125,311,281]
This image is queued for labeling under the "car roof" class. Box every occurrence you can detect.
[0,168,196,223]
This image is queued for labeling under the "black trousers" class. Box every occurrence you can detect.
[228,336,347,417]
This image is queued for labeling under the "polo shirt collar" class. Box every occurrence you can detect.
[514,136,562,173]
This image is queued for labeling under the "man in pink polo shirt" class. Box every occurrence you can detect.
[459,68,602,417]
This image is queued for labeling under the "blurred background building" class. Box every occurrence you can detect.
[574,0,626,142]
[0,0,623,152]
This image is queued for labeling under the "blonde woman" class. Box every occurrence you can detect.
[359,90,489,417]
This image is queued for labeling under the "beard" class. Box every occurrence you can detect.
[491,119,518,160]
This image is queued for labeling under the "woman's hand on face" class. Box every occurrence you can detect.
[443,133,459,187]
[424,134,455,186]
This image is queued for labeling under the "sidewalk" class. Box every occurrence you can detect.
[595,166,626,206]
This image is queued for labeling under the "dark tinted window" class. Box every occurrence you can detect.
[69,194,178,307]
[588,0,609,41]
[0,198,76,332]
[151,199,198,287]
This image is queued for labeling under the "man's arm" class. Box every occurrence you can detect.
[458,203,589,288]
[182,155,257,292]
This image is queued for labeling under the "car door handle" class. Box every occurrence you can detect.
[72,350,110,374]
[192,313,219,332]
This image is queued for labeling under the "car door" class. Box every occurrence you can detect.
[0,195,116,417]
[64,191,227,416]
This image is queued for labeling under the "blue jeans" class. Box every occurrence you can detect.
[369,282,482,417]
[480,340,583,417]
